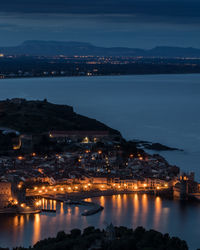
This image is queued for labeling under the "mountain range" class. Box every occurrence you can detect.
[0,41,200,57]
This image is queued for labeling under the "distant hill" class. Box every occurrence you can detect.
[0,40,200,57]
[0,99,120,135]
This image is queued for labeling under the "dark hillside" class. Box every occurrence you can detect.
[0,99,120,135]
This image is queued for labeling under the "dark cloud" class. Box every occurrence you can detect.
[0,0,199,48]
[0,0,200,24]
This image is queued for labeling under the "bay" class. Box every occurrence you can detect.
[0,74,200,249]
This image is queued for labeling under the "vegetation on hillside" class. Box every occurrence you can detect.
[12,226,188,250]
[0,99,120,135]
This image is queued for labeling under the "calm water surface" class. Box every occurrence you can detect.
[0,195,199,249]
[0,74,200,179]
[0,74,200,249]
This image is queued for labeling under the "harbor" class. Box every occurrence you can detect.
[0,193,199,249]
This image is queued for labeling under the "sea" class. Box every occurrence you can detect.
[0,74,200,249]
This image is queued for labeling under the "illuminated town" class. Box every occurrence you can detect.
[0,117,199,215]
[0,54,200,79]
[0,0,200,248]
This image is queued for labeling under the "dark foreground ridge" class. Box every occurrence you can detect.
[10,226,188,250]
[0,98,120,135]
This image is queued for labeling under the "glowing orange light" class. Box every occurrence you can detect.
[35,202,40,206]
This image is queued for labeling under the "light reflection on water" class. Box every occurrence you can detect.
[141,194,148,225]
[133,193,139,225]
[154,196,162,228]
[0,194,200,249]
[32,214,40,246]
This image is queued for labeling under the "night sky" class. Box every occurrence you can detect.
[0,0,199,48]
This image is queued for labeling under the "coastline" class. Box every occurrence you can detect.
[1,71,200,81]
[41,189,172,216]
[42,189,156,202]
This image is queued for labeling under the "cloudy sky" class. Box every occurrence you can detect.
[0,0,199,48]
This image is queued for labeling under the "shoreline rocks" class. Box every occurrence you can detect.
[131,139,183,151]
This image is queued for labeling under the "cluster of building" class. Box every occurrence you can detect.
[0,127,200,210]
[1,55,199,79]
[0,140,181,205]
